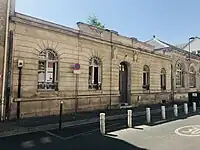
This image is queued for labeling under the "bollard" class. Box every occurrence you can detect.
[161,106,166,120]
[174,104,178,117]
[100,113,105,134]
[146,108,151,123]
[193,102,196,113]
[184,103,188,115]
[59,101,63,131]
[127,110,132,128]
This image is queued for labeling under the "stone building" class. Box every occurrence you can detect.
[147,37,200,102]
[1,0,198,119]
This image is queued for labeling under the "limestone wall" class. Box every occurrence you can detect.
[9,14,172,118]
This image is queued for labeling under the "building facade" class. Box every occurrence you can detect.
[176,36,200,55]
[147,37,200,102]
[0,0,199,119]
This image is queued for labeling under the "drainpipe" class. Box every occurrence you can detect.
[1,0,11,121]
[109,31,113,110]
[171,64,174,102]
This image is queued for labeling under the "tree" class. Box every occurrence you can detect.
[87,15,105,29]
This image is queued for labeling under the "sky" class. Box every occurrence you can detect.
[15,0,200,44]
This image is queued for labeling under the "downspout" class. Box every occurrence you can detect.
[75,31,80,113]
[1,0,11,121]
[109,31,113,110]
[171,64,174,102]
[5,30,14,119]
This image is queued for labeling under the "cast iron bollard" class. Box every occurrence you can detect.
[161,106,166,120]
[127,110,132,128]
[193,102,196,113]
[100,113,105,134]
[184,103,188,115]
[174,104,178,117]
[59,101,63,131]
[146,108,151,123]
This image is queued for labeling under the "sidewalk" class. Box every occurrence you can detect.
[0,101,186,137]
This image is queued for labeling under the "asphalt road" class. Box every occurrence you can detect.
[109,115,200,150]
[0,105,198,150]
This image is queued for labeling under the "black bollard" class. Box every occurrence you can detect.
[59,101,63,131]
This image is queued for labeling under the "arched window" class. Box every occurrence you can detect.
[88,57,101,90]
[143,65,150,90]
[189,66,196,88]
[161,68,166,90]
[38,49,58,90]
[176,63,184,87]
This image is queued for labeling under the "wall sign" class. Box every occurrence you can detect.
[72,63,81,74]
[73,63,80,70]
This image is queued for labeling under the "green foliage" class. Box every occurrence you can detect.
[87,15,105,29]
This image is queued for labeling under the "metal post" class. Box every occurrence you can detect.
[100,113,105,134]
[59,101,63,131]
[161,106,166,120]
[174,104,178,117]
[184,103,188,115]
[193,102,196,113]
[146,108,151,123]
[127,110,132,128]
[17,67,22,119]
[1,0,11,121]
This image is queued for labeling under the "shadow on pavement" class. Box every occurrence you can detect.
[4,101,186,128]
[0,131,148,150]
[66,132,148,150]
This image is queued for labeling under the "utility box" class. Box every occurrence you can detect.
[188,92,200,107]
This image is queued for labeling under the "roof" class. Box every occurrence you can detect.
[175,43,187,49]
[175,36,200,50]
[146,37,200,60]
[146,38,169,49]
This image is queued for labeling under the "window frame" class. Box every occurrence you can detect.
[37,49,58,91]
[176,63,184,87]
[160,68,166,91]
[88,57,102,90]
[142,65,150,90]
[189,66,196,88]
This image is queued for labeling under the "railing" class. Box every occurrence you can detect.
[38,82,58,90]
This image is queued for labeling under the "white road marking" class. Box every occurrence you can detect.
[44,131,65,140]
[40,136,52,144]
[175,125,200,137]
[134,125,151,130]
[21,140,35,148]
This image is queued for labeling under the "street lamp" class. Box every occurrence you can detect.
[189,37,195,61]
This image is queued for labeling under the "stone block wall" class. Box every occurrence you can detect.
[8,14,173,118]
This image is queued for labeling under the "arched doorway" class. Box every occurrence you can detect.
[119,61,130,104]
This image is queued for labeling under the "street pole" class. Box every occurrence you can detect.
[1,0,11,121]
[17,67,22,119]
[59,101,63,131]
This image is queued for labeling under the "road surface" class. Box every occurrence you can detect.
[0,104,197,150]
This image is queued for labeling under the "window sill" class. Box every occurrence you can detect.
[189,86,196,88]
[37,89,58,92]
[88,89,102,91]
[176,86,184,88]
[161,89,167,92]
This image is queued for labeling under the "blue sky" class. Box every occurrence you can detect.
[15,0,200,44]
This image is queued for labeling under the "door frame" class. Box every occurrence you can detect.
[119,61,131,104]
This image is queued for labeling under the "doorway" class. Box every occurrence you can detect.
[119,61,130,104]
